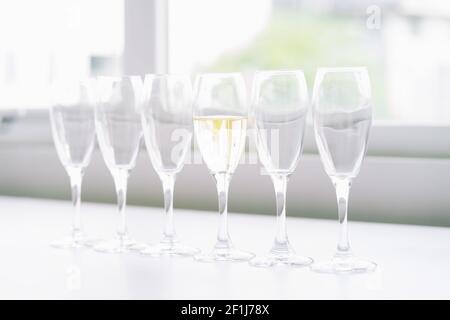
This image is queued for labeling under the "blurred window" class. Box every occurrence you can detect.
[169,0,450,125]
[0,0,124,109]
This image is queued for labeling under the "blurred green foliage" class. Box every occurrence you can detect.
[202,11,387,117]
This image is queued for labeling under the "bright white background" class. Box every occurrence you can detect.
[0,0,449,227]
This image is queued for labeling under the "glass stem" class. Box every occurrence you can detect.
[271,174,290,253]
[161,173,177,242]
[113,169,129,242]
[68,167,84,239]
[214,173,231,248]
[334,178,352,255]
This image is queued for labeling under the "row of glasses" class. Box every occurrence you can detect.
[50,75,199,255]
[49,68,376,273]
[51,77,145,253]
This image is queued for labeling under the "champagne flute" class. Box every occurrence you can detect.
[93,76,143,254]
[140,74,199,256]
[193,73,254,262]
[49,79,97,249]
[250,70,313,267]
[311,67,376,273]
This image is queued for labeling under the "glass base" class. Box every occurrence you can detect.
[126,242,148,251]
[93,235,141,254]
[311,254,377,274]
[141,239,200,257]
[250,252,313,268]
[51,234,99,249]
[250,242,313,268]
[195,246,254,262]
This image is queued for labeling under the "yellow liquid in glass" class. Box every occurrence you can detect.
[194,115,247,174]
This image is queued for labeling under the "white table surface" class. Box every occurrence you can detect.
[0,195,449,300]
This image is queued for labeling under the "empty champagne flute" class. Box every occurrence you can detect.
[140,74,199,256]
[193,73,254,262]
[93,76,143,253]
[311,67,376,273]
[250,70,313,267]
[49,79,97,249]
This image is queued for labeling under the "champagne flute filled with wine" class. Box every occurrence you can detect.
[193,73,254,262]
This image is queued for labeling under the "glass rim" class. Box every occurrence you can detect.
[196,72,243,78]
[254,69,306,76]
[50,77,96,85]
[144,73,190,79]
[316,66,368,74]
[95,75,142,81]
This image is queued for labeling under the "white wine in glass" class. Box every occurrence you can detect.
[193,116,247,173]
[311,67,376,274]
[193,73,254,262]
